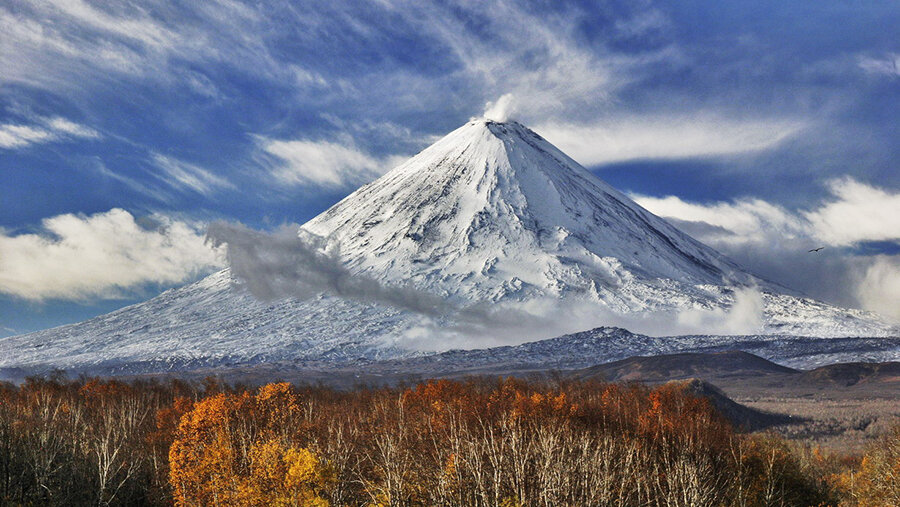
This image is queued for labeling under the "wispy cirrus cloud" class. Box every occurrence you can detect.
[858,53,900,77]
[0,0,301,94]
[43,0,177,49]
[150,153,235,196]
[372,1,684,121]
[535,115,806,167]
[0,116,100,150]
[258,136,405,188]
[0,208,223,301]
[0,0,821,188]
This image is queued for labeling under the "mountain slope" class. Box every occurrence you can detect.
[1,119,896,374]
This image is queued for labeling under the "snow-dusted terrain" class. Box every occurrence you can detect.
[1,119,897,376]
[370,326,900,375]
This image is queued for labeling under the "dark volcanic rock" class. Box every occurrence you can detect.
[573,350,798,383]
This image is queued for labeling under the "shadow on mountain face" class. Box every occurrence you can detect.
[670,378,797,431]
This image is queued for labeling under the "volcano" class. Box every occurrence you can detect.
[302,120,752,302]
[1,119,895,375]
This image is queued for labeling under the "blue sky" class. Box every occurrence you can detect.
[1,0,899,336]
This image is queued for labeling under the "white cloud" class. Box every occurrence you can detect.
[0,116,99,150]
[45,0,176,49]
[0,209,223,301]
[535,115,805,166]
[260,137,401,187]
[0,124,53,149]
[858,53,900,77]
[632,195,806,247]
[151,153,234,196]
[0,0,803,162]
[46,117,101,138]
[636,177,900,249]
[804,178,900,246]
[632,177,900,321]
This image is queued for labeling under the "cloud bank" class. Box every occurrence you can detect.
[206,221,449,315]
[675,287,765,335]
[804,178,900,246]
[633,177,900,321]
[0,209,222,301]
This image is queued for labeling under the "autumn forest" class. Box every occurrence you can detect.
[1,375,898,506]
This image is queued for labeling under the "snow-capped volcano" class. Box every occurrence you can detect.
[302,119,752,304]
[1,118,896,374]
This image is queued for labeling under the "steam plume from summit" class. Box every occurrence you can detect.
[482,93,516,122]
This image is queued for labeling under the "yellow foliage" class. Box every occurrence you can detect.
[168,384,331,507]
[241,439,330,507]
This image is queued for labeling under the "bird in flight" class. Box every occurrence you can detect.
[808,247,825,253]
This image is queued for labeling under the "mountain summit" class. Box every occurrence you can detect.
[1,119,895,375]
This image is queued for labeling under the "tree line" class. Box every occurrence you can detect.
[0,374,897,506]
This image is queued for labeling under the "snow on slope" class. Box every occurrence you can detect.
[0,119,896,374]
